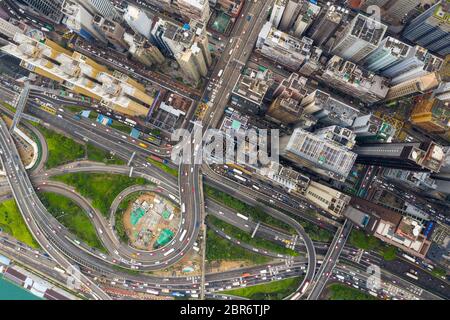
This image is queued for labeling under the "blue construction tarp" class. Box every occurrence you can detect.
[130,128,141,139]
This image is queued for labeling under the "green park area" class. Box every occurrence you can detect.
[206,229,271,265]
[223,276,303,300]
[147,157,178,177]
[110,121,131,134]
[38,192,105,252]
[37,124,85,169]
[349,229,398,261]
[324,283,377,300]
[0,199,39,248]
[204,185,294,233]
[297,219,333,243]
[53,173,148,216]
[86,143,125,165]
[207,215,299,257]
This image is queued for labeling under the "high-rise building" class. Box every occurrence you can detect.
[386,72,440,100]
[317,55,390,103]
[2,33,155,117]
[75,0,121,22]
[266,73,308,124]
[307,4,348,47]
[351,114,396,142]
[0,18,25,40]
[93,15,128,51]
[300,89,360,127]
[124,33,165,67]
[280,127,357,181]
[258,161,310,193]
[313,125,357,150]
[231,67,273,114]
[17,0,64,24]
[292,1,321,37]
[302,181,351,217]
[216,0,244,17]
[256,22,319,71]
[332,13,387,62]
[362,0,419,24]
[61,0,107,43]
[175,0,210,24]
[410,98,450,134]
[403,0,450,56]
[363,37,412,74]
[383,168,437,192]
[123,4,153,39]
[269,0,288,28]
[354,141,446,172]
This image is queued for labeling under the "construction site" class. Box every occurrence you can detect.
[122,192,180,251]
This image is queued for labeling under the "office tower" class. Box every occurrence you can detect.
[279,0,302,31]
[354,141,445,172]
[75,0,121,22]
[313,125,357,149]
[280,127,357,182]
[231,67,272,114]
[362,0,419,24]
[93,15,128,51]
[351,114,395,142]
[363,37,411,74]
[150,18,211,81]
[176,0,210,24]
[0,18,25,39]
[292,1,321,37]
[434,81,450,100]
[216,0,244,17]
[403,0,450,56]
[410,98,450,134]
[256,22,318,71]
[2,33,155,117]
[383,168,437,192]
[266,73,308,124]
[298,46,323,76]
[308,4,348,47]
[300,89,360,128]
[270,0,287,28]
[124,5,153,39]
[124,34,165,67]
[302,181,351,217]
[258,161,310,193]
[385,72,440,100]
[332,13,387,62]
[62,0,107,43]
[17,0,64,24]
[317,55,390,103]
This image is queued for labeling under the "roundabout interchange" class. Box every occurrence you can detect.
[0,0,448,303]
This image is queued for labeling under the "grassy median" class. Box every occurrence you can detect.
[86,143,125,165]
[206,215,299,257]
[324,283,377,300]
[53,173,148,216]
[0,199,39,248]
[147,157,178,177]
[204,185,294,233]
[223,276,303,300]
[38,192,106,252]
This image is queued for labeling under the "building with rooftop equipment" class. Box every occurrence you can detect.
[363,37,412,74]
[124,33,165,67]
[176,0,210,24]
[332,13,387,62]
[351,114,396,142]
[258,161,310,193]
[313,125,357,150]
[318,55,390,103]
[280,127,357,182]
[18,0,64,24]
[61,0,107,43]
[410,98,450,134]
[300,89,360,128]
[269,0,288,28]
[266,73,308,124]
[231,67,273,114]
[216,0,244,17]
[354,141,445,172]
[123,4,153,39]
[307,4,348,47]
[301,181,351,217]
[0,18,25,40]
[93,15,128,51]
[403,0,450,56]
[383,168,438,192]
[291,1,322,38]
[362,0,419,24]
[385,72,440,100]
[256,22,319,71]
[2,33,154,117]
[74,0,122,22]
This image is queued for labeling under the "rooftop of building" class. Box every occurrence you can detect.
[382,37,411,58]
[349,13,387,45]
[232,67,272,105]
